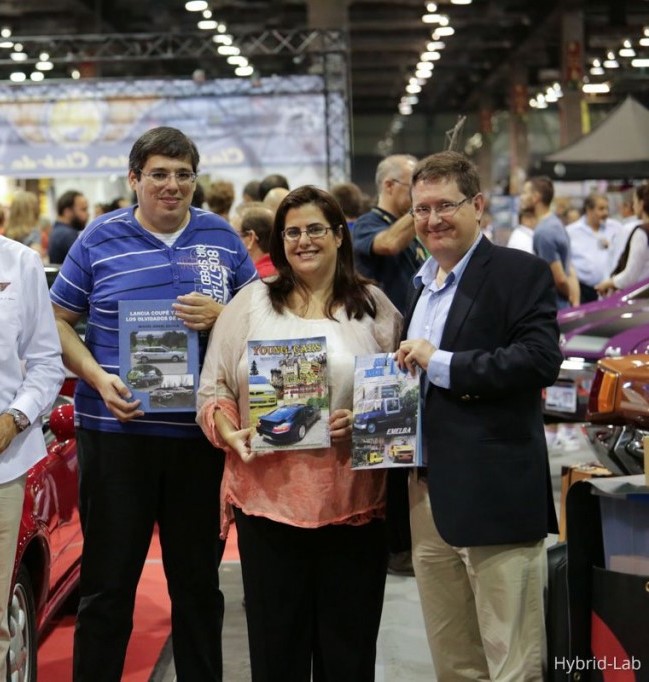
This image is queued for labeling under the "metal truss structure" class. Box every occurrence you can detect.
[0,29,351,184]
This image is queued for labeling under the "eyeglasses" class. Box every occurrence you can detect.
[139,170,197,187]
[282,223,336,242]
[391,178,410,187]
[409,196,472,222]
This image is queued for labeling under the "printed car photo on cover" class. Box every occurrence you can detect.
[247,336,330,452]
[118,299,199,412]
[352,352,421,469]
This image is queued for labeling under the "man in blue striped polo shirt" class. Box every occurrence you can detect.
[50,126,258,682]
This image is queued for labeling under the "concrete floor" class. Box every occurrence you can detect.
[150,423,596,682]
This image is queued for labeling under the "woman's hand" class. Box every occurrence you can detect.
[224,426,257,463]
[329,408,353,443]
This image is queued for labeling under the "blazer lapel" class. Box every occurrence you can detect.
[440,237,493,349]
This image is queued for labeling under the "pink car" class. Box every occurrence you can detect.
[544,277,649,422]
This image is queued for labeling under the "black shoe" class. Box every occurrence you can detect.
[387,550,415,577]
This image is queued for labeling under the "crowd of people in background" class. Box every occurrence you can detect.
[1,168,645,308]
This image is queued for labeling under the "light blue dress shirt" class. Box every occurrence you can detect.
[407,234,482,389]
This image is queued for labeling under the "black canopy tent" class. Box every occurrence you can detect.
[535,96,649,180]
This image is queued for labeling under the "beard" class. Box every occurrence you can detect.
[69,216,87,231]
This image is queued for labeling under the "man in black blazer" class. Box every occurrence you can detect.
[396,151,562,681]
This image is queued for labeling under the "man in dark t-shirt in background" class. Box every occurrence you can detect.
[353,154,427,576]
[353,154,427,313]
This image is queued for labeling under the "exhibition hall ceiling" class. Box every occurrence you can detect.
[1,0,649,118]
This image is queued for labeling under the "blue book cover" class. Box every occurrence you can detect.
[247,336,330,452]
[352,353,421,469]
[118,299,199,413]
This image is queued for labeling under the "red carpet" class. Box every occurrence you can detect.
[38,525,239,680]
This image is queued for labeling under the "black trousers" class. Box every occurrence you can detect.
[73,429,225,682]
[386,468,412,553]
[579,280,599,303]
[233,508,388,682]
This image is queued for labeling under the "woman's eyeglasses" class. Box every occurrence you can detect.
[282,223,336,241]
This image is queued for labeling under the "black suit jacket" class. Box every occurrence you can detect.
[405,237,562,547]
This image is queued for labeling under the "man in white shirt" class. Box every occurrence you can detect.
[0,235,64,679]
[566,194,622,302]
[609,186,644,270]
[507,208,537,253]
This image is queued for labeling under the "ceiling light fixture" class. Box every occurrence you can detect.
[1,27,11,38]
[217,45,240,56]
[619,40,635,57]
[433,26,455,38]
[30,71,44,81]
[426,2,437,11]
[185,1,208,11]
[451,0,472,4]
[234,65,254,77]
[631,58,649,67]
[603,51,619,68]
[9,72,25,82]
[582,82,610,93]
[590,58,605,76]
[198,20,218,30]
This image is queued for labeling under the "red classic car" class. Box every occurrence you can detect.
[7,390,82,678]
[583,354,649,475]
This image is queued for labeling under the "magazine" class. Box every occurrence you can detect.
[352,353,421,469]
[118,299,199,413]
[247,336,330,452]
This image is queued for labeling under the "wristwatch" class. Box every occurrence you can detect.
[3,408,30,432]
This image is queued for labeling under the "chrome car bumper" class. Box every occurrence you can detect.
[583,423,647,475]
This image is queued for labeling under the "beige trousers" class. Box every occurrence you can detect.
[0,475,27,680]
[409,474,547,681]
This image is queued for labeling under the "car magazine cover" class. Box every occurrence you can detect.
[118,299,199,413]
[247,336,330,452]
[352,353,421,469]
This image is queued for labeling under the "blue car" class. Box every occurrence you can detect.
[256,403,321,443]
